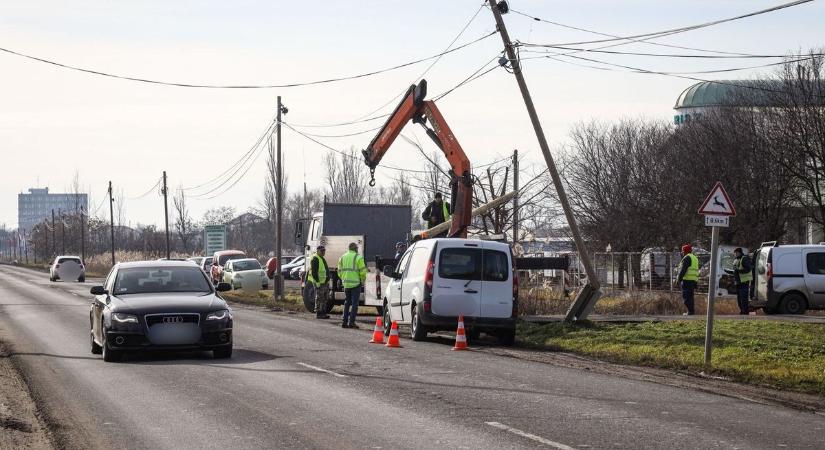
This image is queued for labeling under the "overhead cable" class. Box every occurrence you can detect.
[0,32,495,89]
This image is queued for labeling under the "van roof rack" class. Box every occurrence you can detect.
[760,241,778,248]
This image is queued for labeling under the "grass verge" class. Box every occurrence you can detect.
[221,289,306,312]
[517,320,825,396]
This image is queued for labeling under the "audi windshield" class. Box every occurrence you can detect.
[113,267,212,295]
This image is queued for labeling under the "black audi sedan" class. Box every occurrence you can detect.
[89,261,233,362]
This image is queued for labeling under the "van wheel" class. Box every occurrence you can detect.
[410,305,427,341]
[383,304,392,336]
[780,293,807,315]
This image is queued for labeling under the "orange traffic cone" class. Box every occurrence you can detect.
[452,315,468,351]
[369,317,385,344]
[385,320,402,348]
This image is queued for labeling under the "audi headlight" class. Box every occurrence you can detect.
[206,310,231,321]
[112,313,138,324]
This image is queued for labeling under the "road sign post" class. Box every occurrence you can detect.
[698,182,736,368]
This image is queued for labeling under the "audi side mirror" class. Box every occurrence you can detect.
[90,286,108,296]
[216,282,232,292]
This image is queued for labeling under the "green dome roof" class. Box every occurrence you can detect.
[674,80,778,110]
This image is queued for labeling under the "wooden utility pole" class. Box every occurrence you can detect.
[60,210,66,254]
[488,0,601,322]
[108,181,115,266]
[162,171,171,259]
[275,96,285,299]
[80,206,86,262]
[512,149,519,243]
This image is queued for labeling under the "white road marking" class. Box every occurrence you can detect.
[485,422,575,450]
[296,362,347,378]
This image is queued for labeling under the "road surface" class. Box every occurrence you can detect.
[0,264,822,449]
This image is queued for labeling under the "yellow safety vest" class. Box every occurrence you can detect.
[682,253,699,281]
[442,202,450,222]
[737,257,753,284]
[338,250,366,289]
[306,253,327,286]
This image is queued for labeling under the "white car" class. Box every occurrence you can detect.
[222,258,269,290]
[49,255,86,282]
[381,238,516,345]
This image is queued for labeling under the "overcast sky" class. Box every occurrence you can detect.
[2,0,823,229]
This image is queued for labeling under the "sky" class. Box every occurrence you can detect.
[1,0,823,229]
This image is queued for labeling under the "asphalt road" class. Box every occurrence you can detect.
[0,264,823,449]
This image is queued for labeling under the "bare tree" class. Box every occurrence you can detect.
[323,148,369,203]
[173,187,195,253]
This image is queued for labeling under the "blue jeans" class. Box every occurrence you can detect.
[737,284,750,314]
[681,280,696,315]
[343,286,360,325]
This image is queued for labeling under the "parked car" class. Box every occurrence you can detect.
[222,258,269,290]
[89,260,233,362]
[280,256,305,279]
[187,256,205,267]
[753,242,825,314]
[210,250,246,284]
[49,255,86,282]
[290,265,304,281]
[381,238,516,345]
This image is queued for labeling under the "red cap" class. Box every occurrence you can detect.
[682,244,692,254]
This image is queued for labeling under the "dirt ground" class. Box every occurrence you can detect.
[0,341,53,449]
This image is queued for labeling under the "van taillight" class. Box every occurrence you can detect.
[425,260,434,290]
[375,271,382,298]
[766,263,773,280]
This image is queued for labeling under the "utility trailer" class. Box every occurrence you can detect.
[295,202,411,313]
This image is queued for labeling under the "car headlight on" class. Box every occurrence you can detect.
[112,313,138,324]
[206,310,231,321]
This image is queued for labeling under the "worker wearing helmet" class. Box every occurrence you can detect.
[306,245,329,319]
[676,244,699,315]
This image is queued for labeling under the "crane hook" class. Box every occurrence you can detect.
[369,168,376,187]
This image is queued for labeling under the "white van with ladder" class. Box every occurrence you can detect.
[378,238,517,345]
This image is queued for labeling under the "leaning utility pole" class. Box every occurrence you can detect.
[488,0,601,321]
[274,96,286,299]
[162,171,171,260]
[512,149,519,243]
[108,181,116,266]
[60,210,66,254]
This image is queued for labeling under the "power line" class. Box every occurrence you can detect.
[432,55,502,101]
[525,51,812,75]
[183,117,276,192]
[286,124,384,139]
[126,177,162,200]
[520,47,824,59]
[513,0,813,48]
[190,127,275,199]
[0,32,495,89]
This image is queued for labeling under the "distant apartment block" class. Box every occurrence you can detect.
[18,188,88,232]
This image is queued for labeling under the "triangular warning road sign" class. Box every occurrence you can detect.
[698,182,736,216]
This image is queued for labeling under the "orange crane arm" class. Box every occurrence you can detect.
[362,79,473,238]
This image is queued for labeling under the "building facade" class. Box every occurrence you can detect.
[18,188,88,232]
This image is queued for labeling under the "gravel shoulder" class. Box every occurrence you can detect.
[0,338,54,450]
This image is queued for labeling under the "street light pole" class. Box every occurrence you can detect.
[488,0,601,322]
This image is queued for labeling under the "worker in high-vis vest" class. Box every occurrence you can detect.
[724,247,753,315]
[422,192,451,236]
[306,245,329,319]
[337,242,367,328]
[676,244,700,315]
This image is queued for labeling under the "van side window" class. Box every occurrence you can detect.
[396,250,413,275]
[807,253,825,275]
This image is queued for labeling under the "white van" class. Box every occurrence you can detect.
[753,243,825,314]
[380,238,517,345]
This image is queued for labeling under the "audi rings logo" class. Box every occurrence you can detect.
[163,316,184,324]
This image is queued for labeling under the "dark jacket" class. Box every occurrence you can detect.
[422,201,450,228]
[724,254,752,285]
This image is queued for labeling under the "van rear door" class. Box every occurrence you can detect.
[803,249,825,307]
[480,242,512,319]
[431,244,482,318]
[755,248,770,302]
